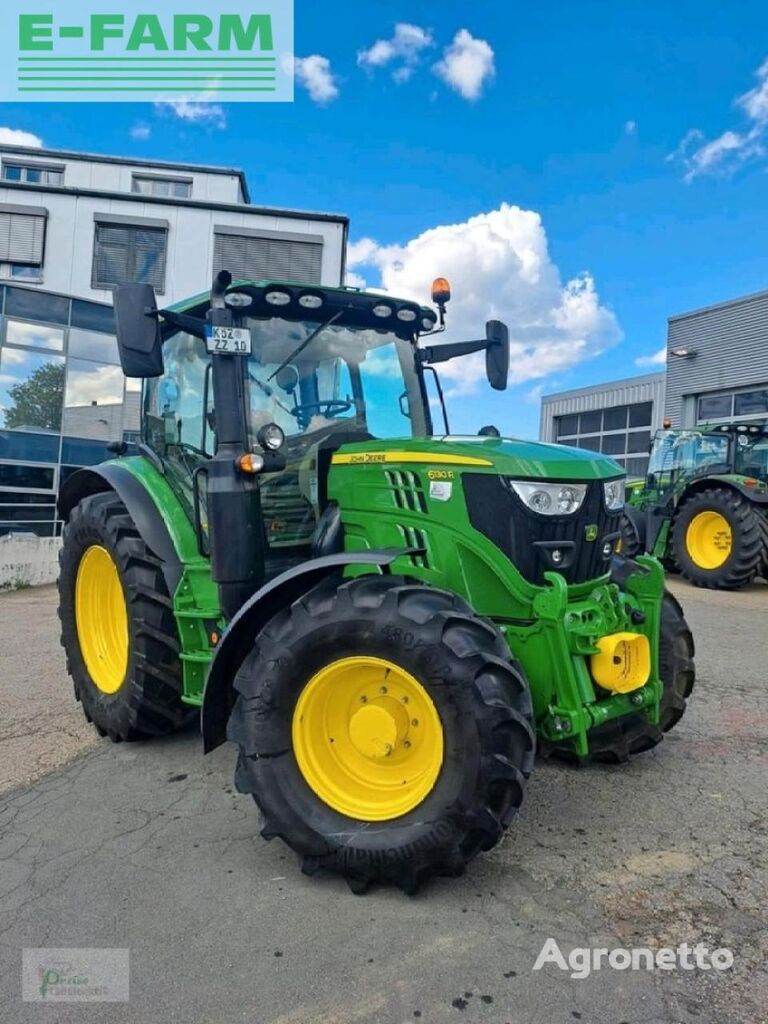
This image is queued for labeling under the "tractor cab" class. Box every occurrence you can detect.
[645,423,768,499]
[141,283,434,577]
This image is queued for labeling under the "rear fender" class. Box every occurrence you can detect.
[58,464,184,595]
[201,550,406,752]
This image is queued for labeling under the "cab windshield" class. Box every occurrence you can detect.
[243,317,428,445]
[144,318,429,459]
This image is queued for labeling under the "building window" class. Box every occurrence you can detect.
[213,227,323,285]
[92,219,168,291]
[0,206,48,281]
[554,400,654,478]
[132,174,192,198]
[697,387,768,423]
[2,163,64,186]
[0,288,131,534]
[5,319,65,352]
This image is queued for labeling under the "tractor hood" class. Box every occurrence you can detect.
[332,435,624,481]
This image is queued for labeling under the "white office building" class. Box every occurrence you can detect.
[0,143,348,536]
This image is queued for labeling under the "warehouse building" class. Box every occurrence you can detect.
[540,286,768,478]
[0,143,348,537]
[538,372,665,479]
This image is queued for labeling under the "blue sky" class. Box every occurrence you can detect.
[3,0,768,436]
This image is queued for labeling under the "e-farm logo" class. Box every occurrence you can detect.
[1,1,293,102]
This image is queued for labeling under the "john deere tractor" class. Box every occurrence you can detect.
[621,424,768,589]
[57,272,695,893]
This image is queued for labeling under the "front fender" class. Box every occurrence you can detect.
[201,549,407,752]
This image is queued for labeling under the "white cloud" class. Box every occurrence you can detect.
[347,202,621,396]
[293,55,338,104]
[357,23,433,82]
[0,127,43,147]
[345,270,368,289]
[635,347,667,368]
[673,57,768,180]
[154,100,226,129]
[738,57,768,120]
[432,29,495,101]
[130,122,151,141]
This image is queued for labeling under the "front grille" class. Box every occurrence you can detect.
[463,474,622,586]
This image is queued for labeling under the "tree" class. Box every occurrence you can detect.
[3,361,65,431]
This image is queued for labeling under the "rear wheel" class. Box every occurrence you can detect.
[671,488,763,589]
[228,574,535,893]
[553,590,695,764]
[58,491,194,741]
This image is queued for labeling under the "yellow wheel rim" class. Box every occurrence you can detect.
[685,511,732,570]
[292,656,444,821]
[75,545,129,694]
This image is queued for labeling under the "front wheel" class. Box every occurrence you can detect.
[228,575,535,893]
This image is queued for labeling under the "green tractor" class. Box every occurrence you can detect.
[57,271,695,893]
[621,424,768,589]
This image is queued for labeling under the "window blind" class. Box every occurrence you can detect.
[213,230,323,284]
[0,209,47,265]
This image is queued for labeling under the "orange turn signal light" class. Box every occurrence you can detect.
[237,452,265,474]
[431,277,451,306]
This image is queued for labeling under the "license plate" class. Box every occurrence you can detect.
[205,325,252,355]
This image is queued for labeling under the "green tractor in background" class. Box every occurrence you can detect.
[57,271,695,893]
[620,424,768,590]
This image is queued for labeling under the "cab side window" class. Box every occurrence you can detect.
[145,332,213,457]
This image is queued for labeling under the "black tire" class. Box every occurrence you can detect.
[228,574,536,893]
[58,491,194,741]
[618,511,642,558]
[552,590,695,765]
[758,513,768,582]
[671,488,763,589]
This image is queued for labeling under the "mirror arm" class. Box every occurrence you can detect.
[150,308,208,341]
[418,338,489,364]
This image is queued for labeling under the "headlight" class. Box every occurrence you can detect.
[509,480,587,515]
[257,422,285,451]
[265,290,291,306]
[603,479,625,511]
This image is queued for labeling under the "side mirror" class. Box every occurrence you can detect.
[485,320,509,391]
[114,283,164,378]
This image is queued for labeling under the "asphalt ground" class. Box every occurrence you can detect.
[0,580,766,1024]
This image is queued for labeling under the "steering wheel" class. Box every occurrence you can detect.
[294,400,354,420]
